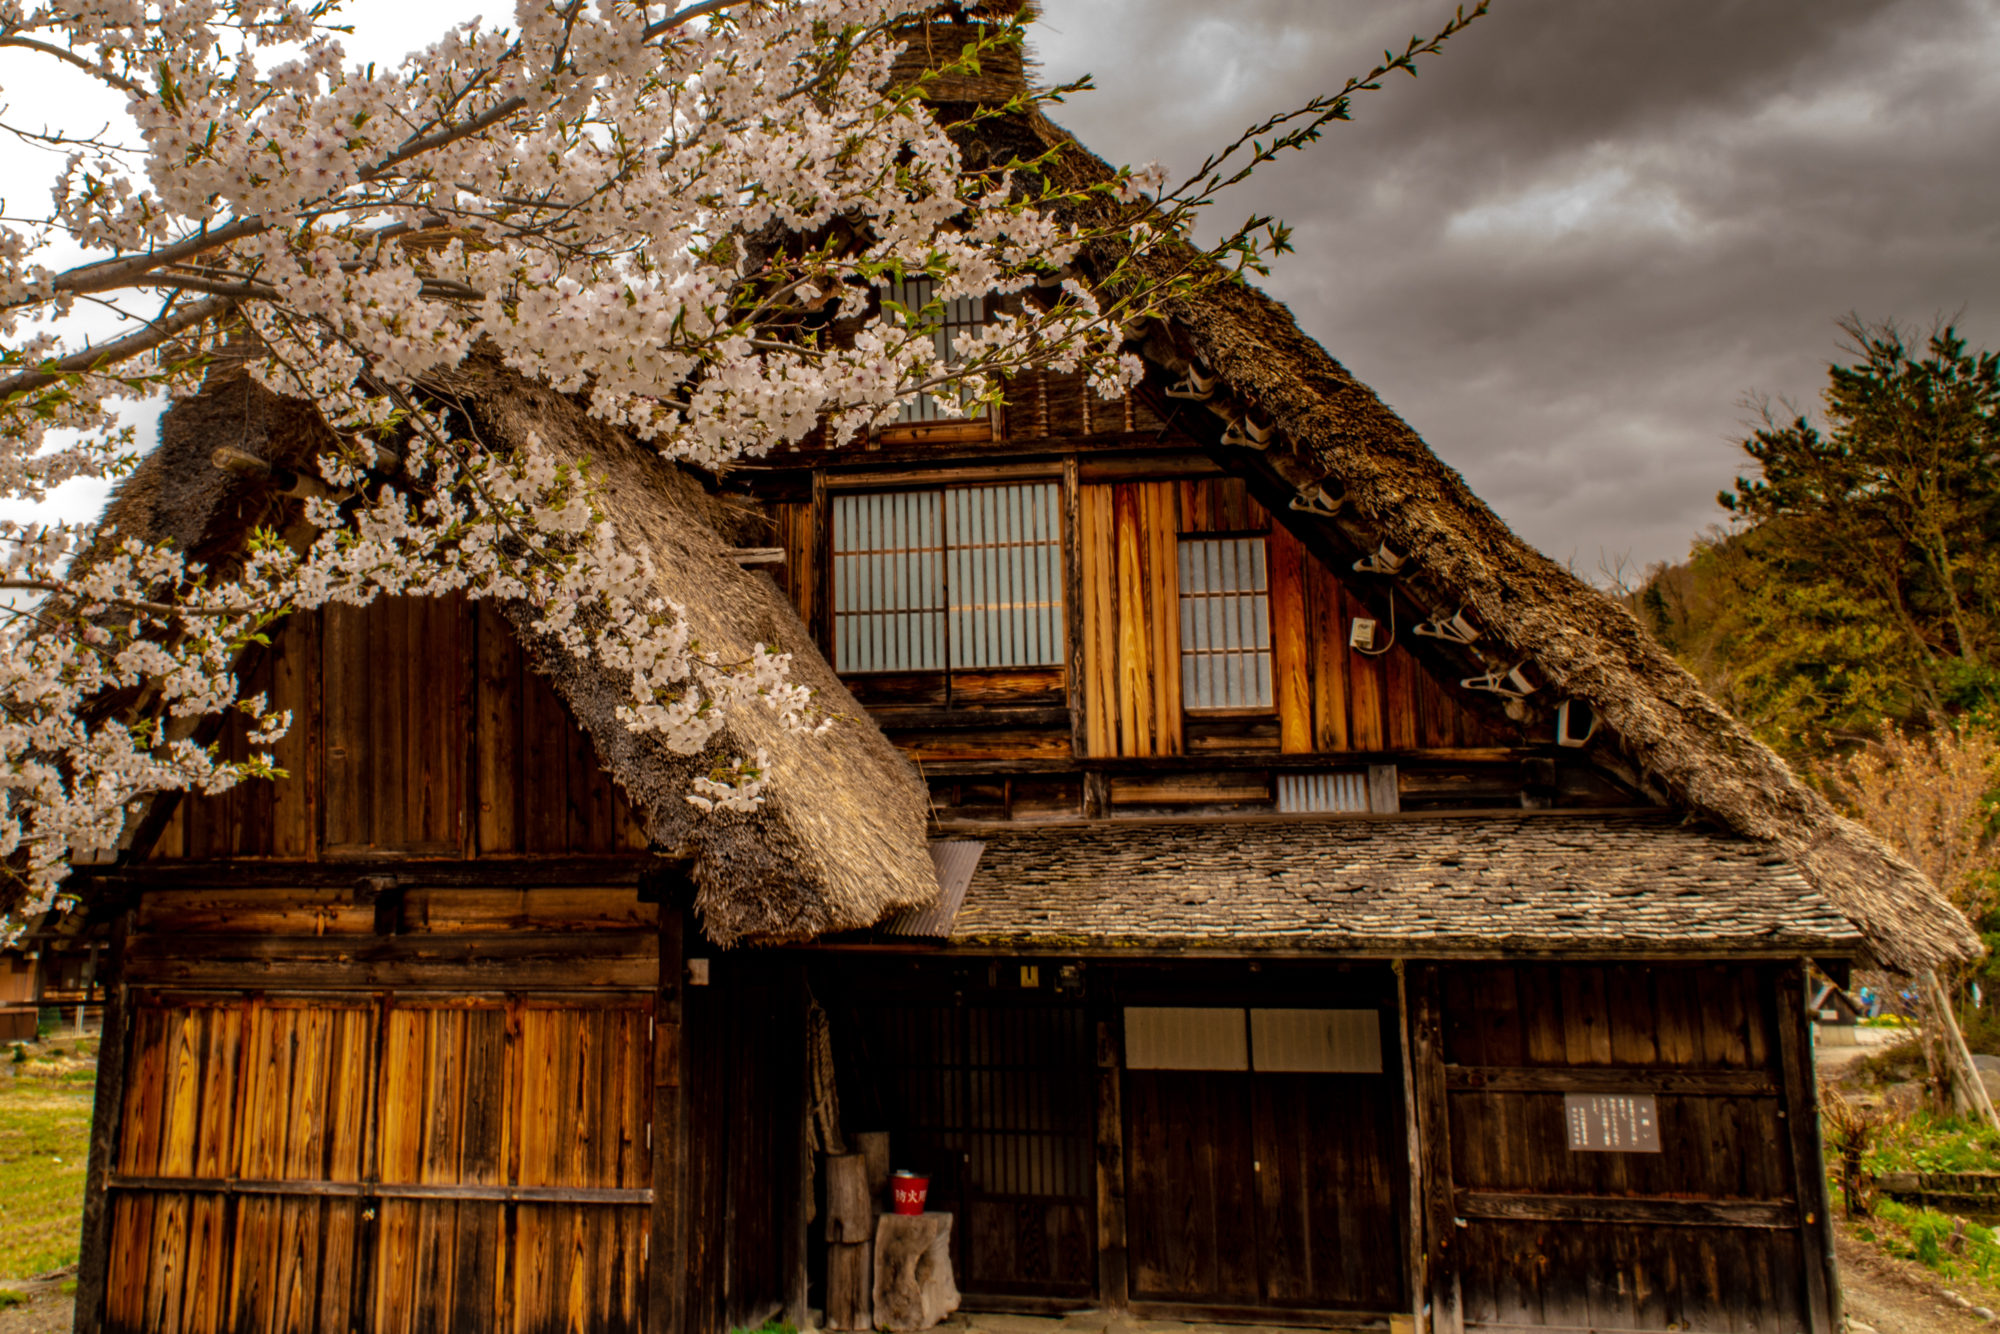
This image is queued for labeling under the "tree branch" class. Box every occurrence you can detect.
[0,35,145,96]
[0,295,229,398]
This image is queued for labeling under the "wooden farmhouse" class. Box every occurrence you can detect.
[63,18,1982,1334]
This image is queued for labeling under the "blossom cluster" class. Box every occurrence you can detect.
[0,0,1259,930]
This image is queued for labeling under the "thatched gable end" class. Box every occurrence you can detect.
[436,356,937,945]
[91,358,937,946]
[918,21,1979,972]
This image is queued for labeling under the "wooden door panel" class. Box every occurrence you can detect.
[1123,1070,1258,1302]
[853,999,1096,1299]
[1251,1073,1404,1309]
[104,994,651,1334]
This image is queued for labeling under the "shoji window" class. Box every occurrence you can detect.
[882,274,988,424]
[833,482,1063,673]
[1177,536,1273,709]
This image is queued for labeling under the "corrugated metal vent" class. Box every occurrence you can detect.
[1276,770,1370,814]
[882,840,985,938]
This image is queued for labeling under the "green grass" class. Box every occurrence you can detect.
[1855,1198,2000,1285]
[0,1064,95,1280]
[1865,1110,2000,1176]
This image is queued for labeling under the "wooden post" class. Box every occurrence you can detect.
[851,1130,892,1211]
[826,1241,874,1330]
[809,472,832,657]
[825,1153,873,1242]
[1776,962,1836,1334]
[1064,455,1088,768]
[70,909,131,1334]
[1924,968,2000,1130]
[1094,1009,1129,1309]
[1396,961,1428,1334]
[1409,964,1462,1334]
[650,877,691,1334]
[782,967,811,1331]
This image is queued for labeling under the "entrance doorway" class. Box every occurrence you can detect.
[1122,1001,1409,1313]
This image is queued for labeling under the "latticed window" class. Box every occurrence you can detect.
[882,274,988,424]
[1177,536,1272,709]
[833,483,1064,673]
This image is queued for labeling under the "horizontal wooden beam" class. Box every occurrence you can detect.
[107,1175,651,1206]
[122,948,657,992]
[76,854,666,892]
[931,805,1673,834]
[911,749,1552,779]
[748,428,1179,474]
[877,706,1072,732]
[1444,1065,1781,1096]
[1125,1301,1397,1329]
[1078,748,1539,772]
[1454,1189,1796,1229]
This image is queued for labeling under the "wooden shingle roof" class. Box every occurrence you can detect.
[945,814,1862,956]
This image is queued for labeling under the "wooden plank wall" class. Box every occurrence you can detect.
[151,598,649,861]
[1415,961,1829,1334]
[101,994,650,1334]
[120,883,660,993]
[772,472,1515,767]
[1079,478,1508,760]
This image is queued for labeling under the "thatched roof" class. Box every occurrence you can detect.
[923,22,1980,972]
[87,353,937,947]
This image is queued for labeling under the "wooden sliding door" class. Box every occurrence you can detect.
[1122,1004,1407,1313]
[101,995,651,1334]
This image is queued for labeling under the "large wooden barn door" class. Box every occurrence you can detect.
[1122,1005,1407,1314]
[100,994,651,1334]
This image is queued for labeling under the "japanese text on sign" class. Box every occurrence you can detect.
[1563,1092,1662,1152]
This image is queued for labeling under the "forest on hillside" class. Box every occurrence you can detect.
[1628,316,2000,1045]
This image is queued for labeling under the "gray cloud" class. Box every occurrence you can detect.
[1031,0,2000,573]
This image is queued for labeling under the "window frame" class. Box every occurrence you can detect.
[874,276,997,444]
[828,478,1068,680]
[1175,529,1278,715]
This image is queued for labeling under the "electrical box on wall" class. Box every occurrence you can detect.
[1349,618,1378,651]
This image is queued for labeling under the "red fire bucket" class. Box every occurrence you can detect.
[890,1171,930,1215]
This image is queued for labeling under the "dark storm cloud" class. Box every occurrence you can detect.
[1029,0,2000,573]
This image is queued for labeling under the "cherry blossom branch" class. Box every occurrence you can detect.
[0,294,229,397]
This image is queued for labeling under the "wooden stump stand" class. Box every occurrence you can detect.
[872,1212,958,1332]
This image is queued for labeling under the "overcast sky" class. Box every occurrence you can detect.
[8,0,1999,573]
[1033,0,2000,574]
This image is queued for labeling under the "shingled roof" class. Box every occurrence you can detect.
[83,354,938,947]
[908,16,1980,973]
[942,815,1862,956]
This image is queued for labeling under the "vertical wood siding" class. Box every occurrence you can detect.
[1080,482,1183,757]
[1076,478,1504,759]
[1421,962,1822,1332]
[104,996,650,1334]
[151,598,649,861]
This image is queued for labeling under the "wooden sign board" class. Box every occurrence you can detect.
[1564,1092,1662,1153]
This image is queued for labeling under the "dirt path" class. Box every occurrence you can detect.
[1839,1230,2000,1333]
[0,1272,71,1334]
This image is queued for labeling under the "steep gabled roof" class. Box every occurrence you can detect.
[941,68,1977,971]
[87,353,938,946]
